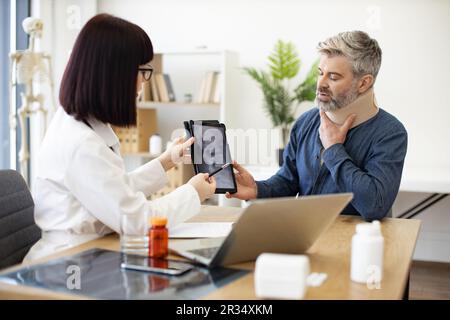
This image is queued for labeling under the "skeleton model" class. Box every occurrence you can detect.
[9,17,55,183]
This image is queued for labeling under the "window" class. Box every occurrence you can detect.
[0,0,30,171]
[0,1,11,169]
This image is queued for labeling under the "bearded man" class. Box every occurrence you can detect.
[227,30,407,221]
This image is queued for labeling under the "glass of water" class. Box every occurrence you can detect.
[120,211,148,255]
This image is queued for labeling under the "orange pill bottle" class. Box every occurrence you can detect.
[148,216,168,258]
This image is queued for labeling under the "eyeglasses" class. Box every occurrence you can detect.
[138,64,153,81]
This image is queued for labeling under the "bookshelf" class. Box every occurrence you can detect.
[113,108,157,154]
[137,50,239,138]
[137,101,220,108]
[118,50,240,200]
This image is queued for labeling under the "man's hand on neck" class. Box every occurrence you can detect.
[319,111,356,150]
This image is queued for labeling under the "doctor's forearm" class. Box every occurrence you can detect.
[157,156,173,171]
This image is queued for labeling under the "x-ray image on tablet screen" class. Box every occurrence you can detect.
[184,120,237,194]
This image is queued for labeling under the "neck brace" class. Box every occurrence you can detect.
[324,87,379,128]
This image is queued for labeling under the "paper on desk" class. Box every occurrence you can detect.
[169,222,233,238]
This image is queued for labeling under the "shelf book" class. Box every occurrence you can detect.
[141,73,176,103]
[197,71,221,104]
[112,108,157,154]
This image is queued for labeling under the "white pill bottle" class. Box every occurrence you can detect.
[350,220,384,285]
[149,134,162,156]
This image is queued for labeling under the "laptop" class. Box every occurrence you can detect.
[169,193,353,268]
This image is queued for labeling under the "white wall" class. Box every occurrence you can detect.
[98,0,450,174]
[33,0,450,174]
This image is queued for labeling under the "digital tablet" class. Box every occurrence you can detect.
[184,120,237,194]
[121,255,193,276]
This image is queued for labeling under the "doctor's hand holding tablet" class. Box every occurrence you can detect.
[158,135,216,203]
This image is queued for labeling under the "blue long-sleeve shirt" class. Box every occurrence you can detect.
[256,107,408,221]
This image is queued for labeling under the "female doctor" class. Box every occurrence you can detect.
[24,14,216,261]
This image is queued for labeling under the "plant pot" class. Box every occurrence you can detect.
[278,148,285,167]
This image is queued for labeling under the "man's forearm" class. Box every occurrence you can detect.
[256,174,299,198]
[322,143,398,221]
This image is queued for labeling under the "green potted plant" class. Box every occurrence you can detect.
[243,40,318,165]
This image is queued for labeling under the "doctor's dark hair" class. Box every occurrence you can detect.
[59,14,153,126]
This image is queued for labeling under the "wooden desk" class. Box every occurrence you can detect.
[0,206,421,300]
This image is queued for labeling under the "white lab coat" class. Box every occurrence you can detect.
[24,107,200,262]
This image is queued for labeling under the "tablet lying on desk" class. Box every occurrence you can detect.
[184,120,237,194]
[121,256,193,276]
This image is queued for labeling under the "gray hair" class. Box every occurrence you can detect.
[317,31,382,80]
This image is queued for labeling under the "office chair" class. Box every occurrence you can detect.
[0,170,41,269]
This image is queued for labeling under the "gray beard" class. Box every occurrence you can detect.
[316,87,360,112]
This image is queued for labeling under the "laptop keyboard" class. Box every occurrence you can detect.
[188,247,219,259]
